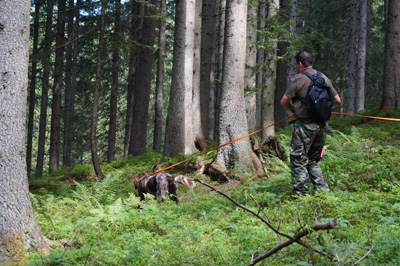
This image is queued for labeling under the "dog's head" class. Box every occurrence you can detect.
[174,175,196,189]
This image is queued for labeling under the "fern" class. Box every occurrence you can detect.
[72,181,95,208]
[94,174,120,205]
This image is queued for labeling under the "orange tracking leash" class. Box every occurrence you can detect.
[332,112,400,122]
[151,112,400,175]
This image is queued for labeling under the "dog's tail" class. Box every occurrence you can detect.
[174,175,196,189]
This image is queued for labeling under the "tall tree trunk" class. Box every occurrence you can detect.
[124,0,143,156]
[214,0,226,142]
[163,0,197,158]
[63,0,75,167]
[129,0,157,156]
[200,0,217,141]
[153,0,167,152]
[108,0,121,162]
[0,1,50,262]
[192,0,208,150]
[380,0,400,112]
[91,0,105,178]
[286,0,296,86]
[261,0,279,140]
[79,79,86,164]
[244,1,258,133]
[345,0,358,114]
[49,0,66,171]
[356,0,367,112]
[275,0,295,126]
[216,0,262,173]
[27,0,41,177]
[256,1,266,127]
[69,0,80,163]
[36,0,54,176]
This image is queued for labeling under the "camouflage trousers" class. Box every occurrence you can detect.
[290,119,329,195]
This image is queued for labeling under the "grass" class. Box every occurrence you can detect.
[28,110,400,265]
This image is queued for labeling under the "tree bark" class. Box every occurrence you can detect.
[214,0,226,142]
[49,0,67,171]
[261,0,279,140]
[275,0,296,126]
[200,0,217,141]
[63,0,75,167]
[345,0,358,114]
[153,0,167,152]
[163,0,197,158]
[36,0,54,176]
[192,0,208,151]
[216,0,262,173]
[380,0,400,112]
[91,0,105,178]
[256,1,266,127]
[129,0,157,156]
[244,1,258,133]
[108,0,121,162]
[124,0,143,156]
[356,0,367,112]
[0,1,50,262]
[27,0,41,177]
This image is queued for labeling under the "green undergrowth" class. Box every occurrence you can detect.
[29,113,400,265]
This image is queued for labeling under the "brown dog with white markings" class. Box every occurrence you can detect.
[132,173,196,203]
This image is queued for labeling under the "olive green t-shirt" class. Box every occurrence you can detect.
[284,68,338,119]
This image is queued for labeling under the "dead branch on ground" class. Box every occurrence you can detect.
[193,178,337,265]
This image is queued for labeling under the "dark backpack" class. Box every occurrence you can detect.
[302,71,333,123]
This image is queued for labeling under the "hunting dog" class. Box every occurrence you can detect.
[132,173,196,203]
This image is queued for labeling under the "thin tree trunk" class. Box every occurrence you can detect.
[356,0,367,112]
[275,0,296,126]
[108,0,121,162]
[0,1,50,262]
[91,0,105,178]
[63,0,75,167]
[261,0,279,140]
[200,0,217,141]
[345,0,358,114]
[69,0,80,163]
[27,0,41,177]
[214,0,226,142]
[36,0,54,177]
[256,1,266,127]
[192,0,208,150]
[244,1,258,133]
[49,0,67,171]
[79,80,86,164]
[380,0,400,112]
[153,0,167,152]
[129,0,157,156]
[124,0,143,156]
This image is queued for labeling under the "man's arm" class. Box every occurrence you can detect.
[280,95,293,111]
[332,94,341,107]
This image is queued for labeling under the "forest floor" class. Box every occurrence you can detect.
[28,108,400,266]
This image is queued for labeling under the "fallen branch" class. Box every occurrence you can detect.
[193,179,337,265]
[248,220,337,266]
[351,246,374,266]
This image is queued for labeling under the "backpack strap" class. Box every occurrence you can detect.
[302,70,319,81]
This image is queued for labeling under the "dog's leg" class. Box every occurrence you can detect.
[169,182,179,204]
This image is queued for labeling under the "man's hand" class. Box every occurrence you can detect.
[280,95,293,111]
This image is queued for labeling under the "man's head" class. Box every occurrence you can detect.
[295,51,313,73]
[295,51,313,67]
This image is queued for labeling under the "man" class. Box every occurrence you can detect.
[280,51,341,196]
